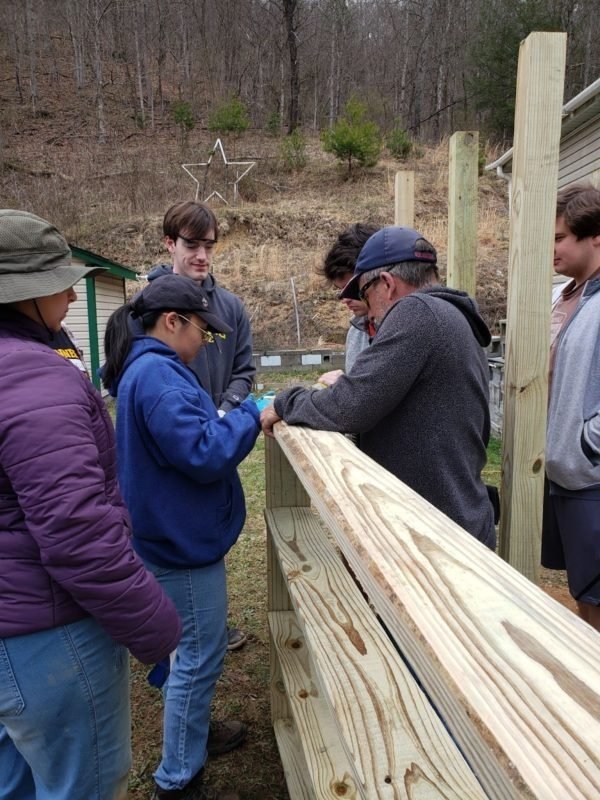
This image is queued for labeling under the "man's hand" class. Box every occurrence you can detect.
[317,369,344,387]
[260,406,282,438]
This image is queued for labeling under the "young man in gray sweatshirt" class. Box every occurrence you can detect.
[543,183,600,632]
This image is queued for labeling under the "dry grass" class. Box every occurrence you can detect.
[1,81,512,345]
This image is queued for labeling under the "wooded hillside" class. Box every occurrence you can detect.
[2,0,599,144]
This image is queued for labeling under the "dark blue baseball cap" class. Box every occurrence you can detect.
[339,226,437,300]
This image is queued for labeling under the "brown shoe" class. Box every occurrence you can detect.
[153,773,240,800]
[206,719,247,756]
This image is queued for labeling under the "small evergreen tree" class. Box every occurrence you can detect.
[266,110,281,137]
[171,100,195,146]
[208,97,250,154]
[386,122,413,160]
[322,97,381,176]
[279,128,307,171]
[467,0,564,139]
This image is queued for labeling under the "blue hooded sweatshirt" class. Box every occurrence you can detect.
[111,336,260,568]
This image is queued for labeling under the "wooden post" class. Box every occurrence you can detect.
[394,170,414,227]
[447,131,478,297]
[499,32,566,579]
[265,435,310,723]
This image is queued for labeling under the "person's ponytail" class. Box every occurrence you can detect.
[102,304,134,392]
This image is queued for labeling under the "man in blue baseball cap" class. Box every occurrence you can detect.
[261,225,496,548]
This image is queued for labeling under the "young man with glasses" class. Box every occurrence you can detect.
[261,226,496,548]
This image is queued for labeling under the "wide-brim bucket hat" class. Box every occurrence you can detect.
[0,209,106,303]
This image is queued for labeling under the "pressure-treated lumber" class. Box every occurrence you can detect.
[499,32,566,578]
[272,422,600,800]
[394,171,414,227]
[447,131,478,297]
[270,612,360,799]
[273,717,316,800]
[267,506,485,800]
[266,433,310,723]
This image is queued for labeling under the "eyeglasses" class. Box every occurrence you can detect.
[358,275,381,305]
[177,235,216,251]
[175,314,225,344]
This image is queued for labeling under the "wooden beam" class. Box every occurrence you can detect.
[272,717,316,800]
[272,422,600,799]
[267,505,485,799]
[270,612,359,800]
[499,32,567,579]
[447,131,478,297]
[265,435,311,724]
[394,171,414,227]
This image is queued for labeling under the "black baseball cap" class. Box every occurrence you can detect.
[131,274,232,334]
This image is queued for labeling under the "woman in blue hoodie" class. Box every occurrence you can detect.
[103,274,260,800]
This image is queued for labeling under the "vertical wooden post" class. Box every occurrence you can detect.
[447,131,479,297]
[265,433,310,722]
[394,170,415,227]
[499,32,566,579]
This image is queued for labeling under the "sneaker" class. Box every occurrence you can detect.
[207,719,247,756]
[226,627,247,651]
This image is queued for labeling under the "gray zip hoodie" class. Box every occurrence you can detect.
[274,286,495,546]
[546,278,600,490]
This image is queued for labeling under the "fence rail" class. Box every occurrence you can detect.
[265,424,600,799]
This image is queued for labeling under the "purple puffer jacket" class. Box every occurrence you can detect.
[0,309,182,664]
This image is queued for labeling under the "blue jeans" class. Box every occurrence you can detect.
[0,616,130,800]
[144,559,227,791]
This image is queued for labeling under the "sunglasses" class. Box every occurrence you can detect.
[358,275,382,304]
[175,314,225,344]
[177,235,217,250]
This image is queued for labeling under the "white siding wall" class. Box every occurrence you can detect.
[559,116,600,187]
[96,274,126,339]
[65,261,126,381]
[66,274,90,363]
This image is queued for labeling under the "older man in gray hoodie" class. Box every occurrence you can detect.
[261,226,495,547]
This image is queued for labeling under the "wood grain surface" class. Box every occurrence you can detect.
[268,506,485,799]
[272,423,600,799]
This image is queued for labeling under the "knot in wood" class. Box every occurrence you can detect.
[333,782,348,796]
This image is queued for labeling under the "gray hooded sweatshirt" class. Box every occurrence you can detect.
[275,285,495,547]
[546,278,600,490]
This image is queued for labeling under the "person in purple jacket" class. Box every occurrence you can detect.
[0,210,182,800]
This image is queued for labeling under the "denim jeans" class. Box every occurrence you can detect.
[144,558,227,791]
[0,616,130,800]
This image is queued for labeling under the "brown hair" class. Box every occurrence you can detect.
[163,201,219,241]
[556,183,600,240]
[319,223,381,282]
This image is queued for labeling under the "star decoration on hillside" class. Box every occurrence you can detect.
[182,138,255,205]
